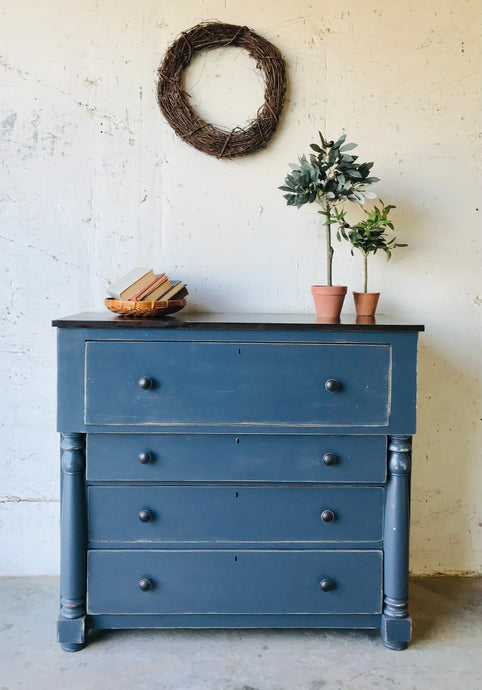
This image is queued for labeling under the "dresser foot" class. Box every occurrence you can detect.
[57,613,87,651]
[382,640,408,651]
[61,642,86,653]
[380,613,412,650]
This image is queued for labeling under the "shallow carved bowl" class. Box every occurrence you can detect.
[104,297,186,317]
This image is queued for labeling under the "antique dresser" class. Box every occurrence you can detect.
[53,313,423,651]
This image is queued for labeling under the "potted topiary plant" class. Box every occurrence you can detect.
[279,132,379,318]
[332,201,407,316]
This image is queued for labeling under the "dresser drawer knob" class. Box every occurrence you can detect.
[138,509,152,523]
[321,509,336,523]
[322,452,338,466]
[138,376,153,390]
[320,578,335,592]
[138,578,152,592]
[138,451,153,464]
[325,378,340,392]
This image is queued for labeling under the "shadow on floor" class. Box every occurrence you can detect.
[410,576,480,645]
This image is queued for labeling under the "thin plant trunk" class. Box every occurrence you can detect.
[363,254,368,293]
[325,202,333,286]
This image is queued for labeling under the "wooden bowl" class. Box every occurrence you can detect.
[104,298,186,317]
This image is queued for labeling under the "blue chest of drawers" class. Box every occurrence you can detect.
[53,312,423,651]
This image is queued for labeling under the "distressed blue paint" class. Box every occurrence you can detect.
[87,550,383,615]
[54,314,421,650]
[87,486,384,546]
[87,433,387,483]
[88,612,381,629]
[56,327,418,434]
[84,341,390,426]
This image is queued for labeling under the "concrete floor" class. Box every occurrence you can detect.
[0,577,480,690]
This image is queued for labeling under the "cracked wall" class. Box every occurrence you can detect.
[0,0,481,575]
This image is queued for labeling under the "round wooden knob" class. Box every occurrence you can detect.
[138,509,152,523]
[138,451,152,464]
[138,578,152,592]
[320,578,335,592]
[322,452,338,466]
[321,509,336,523]
[138,376,153,390]
[325,379,340,392]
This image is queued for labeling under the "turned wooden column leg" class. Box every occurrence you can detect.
[381,435,412,650]
[58,433,87,652]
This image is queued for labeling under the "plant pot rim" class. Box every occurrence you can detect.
[311,285,347,295]
[352,290,380,296]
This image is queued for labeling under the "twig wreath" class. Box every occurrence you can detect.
[157,22,287,159]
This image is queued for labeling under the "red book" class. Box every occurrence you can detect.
[128,274,167,301]
[140,278,175,301]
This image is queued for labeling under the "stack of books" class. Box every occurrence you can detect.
[107,268,188,302]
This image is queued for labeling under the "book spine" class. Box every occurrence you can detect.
[129,274,166,301]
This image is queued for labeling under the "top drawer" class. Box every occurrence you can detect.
[85,341,390,427]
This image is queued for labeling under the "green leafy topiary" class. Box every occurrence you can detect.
[332,201,407,292]
[279,132,379,285]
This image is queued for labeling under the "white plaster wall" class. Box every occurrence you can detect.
[0,0,480,575]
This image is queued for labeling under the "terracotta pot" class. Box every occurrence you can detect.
[311,285,347,319]
[353,291,380,317]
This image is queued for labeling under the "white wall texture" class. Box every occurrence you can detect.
[0,0,480,575]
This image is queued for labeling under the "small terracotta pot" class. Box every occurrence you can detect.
[311,285,347,319]
[353,291,380,317]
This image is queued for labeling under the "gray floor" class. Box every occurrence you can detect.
[0,577,481,690]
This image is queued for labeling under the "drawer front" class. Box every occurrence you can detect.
[87,549,383,614]
[87,434,387,483]
[88,486,384,545]
[84,341,390,426]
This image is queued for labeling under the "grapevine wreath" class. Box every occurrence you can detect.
[157,22,287,159]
